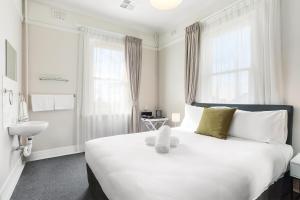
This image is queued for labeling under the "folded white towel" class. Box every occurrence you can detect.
[145,136,180,148]
[155,125,171,154]
[54,95,74,110]
[31,95,54,112]
[170,136,180,148]
[145,136,156,146]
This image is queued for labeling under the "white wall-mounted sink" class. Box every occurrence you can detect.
[8,121,48,137]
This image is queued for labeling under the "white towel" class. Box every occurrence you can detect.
[31,95,54,112]
[145,136,180,148]
[54,95,74,110]
[155,125,171,153]
[19,100,29,121]
[170,136,180,148]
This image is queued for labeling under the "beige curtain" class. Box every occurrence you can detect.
[125,36,142,133]
[185,22,200,105]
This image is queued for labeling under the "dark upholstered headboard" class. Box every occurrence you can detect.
[192,102,294,145]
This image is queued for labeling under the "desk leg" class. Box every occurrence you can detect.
[161,120,167,127]
[144,122,156,131]
[149,122,157,130]
[154,120,167,130]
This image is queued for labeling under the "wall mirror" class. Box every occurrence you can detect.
[5,40,17,81]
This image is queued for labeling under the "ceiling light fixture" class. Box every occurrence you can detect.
[150,0,183,10]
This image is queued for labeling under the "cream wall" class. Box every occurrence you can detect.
[158,41,185,125]
[158,0,300,151]
[140,48,158,131]
[281,0,300,152]
[0,0,23,197]
[27,24,158,151]
[28,25,78,151]
[140,48,158,111]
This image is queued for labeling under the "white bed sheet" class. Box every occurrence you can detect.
[85,128,293,200]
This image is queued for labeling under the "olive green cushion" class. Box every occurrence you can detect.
[195,108,236,139]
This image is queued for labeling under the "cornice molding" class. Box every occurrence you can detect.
[26,0,157,49]
[26,19,157,50]
[159,34,185,50]
[28,0,156,34]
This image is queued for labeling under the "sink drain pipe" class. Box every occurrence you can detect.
[23,137,33,157]
[16,136,33,157]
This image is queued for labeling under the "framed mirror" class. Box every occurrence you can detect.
[5,40,17,81]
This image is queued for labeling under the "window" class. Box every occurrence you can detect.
[93,47,130,115]
[210,26,251,102]
[88,38,131,116]
[198,0,283,104]
[198,13,255,103]
[80,33,131,141]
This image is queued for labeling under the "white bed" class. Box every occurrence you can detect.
[85,128,293,200]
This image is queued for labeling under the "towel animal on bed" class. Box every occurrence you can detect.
[145,125,180,153]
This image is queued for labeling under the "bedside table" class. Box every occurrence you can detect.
[291,154,300,199]
[141,117,168,131]
[291,154,300,179]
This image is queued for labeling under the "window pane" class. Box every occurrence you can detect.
[212,26,251,74]
[91,44,131,115]
[238,70,249,98]
[94,79,130,114]
[212,73,236,102]
[210,70,249,103]
[93,48,126,81]
[199,17,253,104]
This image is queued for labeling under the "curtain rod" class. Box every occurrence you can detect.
[76,24,126,38]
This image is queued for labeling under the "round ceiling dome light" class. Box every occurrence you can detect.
[150,0,183,10]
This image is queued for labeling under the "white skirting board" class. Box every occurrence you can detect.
[0,157,25,200]
[27,145,84,162]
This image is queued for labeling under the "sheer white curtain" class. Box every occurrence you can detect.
[197,0,283,104]
[77,27,131,144]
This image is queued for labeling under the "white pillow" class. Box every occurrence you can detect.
[228,110,288,144]
[180,104,204,131]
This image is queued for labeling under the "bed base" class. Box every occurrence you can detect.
[86,164,292,200]
[87,164,109,200]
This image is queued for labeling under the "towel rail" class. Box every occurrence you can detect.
[3,88,13,94]
[3,89,25,97]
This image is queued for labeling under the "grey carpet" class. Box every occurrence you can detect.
[11,153,94,200]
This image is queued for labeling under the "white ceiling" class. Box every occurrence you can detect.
[40,0,238,32]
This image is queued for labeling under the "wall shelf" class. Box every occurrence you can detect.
[39,77,69,82]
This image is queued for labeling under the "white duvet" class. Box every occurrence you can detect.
[85,128,293,200]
